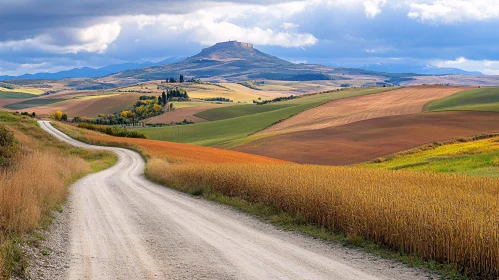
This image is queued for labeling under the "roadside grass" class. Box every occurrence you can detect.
[0,91,36,99]
[425,87,499,112]
[0,111,116,279]
[138,87,395,147]
[3,99,64,110]
[360,134,499,177]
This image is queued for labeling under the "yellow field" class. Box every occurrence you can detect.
[0,86,44,95]
[148,162,499,278]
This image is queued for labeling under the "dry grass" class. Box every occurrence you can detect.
[148,162,499,279]
[0,152,88,233]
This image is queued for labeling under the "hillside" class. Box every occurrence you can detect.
[108,41,380,83]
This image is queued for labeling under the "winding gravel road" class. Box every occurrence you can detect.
[38,121,432,280]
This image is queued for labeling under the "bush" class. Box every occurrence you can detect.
[0,126,19,169]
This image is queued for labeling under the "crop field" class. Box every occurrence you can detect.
[145,105,221,124]
[425,87,499,112]
[361,134,499,177]
[258,86,467,135]
[3,99,64,110]
[235,112,499,165]
[30,93,142,118]
[195,103,294,121]
[54,122,287,164]
[0,91,36,99]
[148,161,499,279]
[137,87,395,147]
[0,86,44,95]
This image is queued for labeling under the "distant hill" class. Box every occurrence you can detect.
[0,57,184,81]
[110,41,343,82]
[359,63,484,76]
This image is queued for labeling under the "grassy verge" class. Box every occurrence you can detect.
[0,111,116,279]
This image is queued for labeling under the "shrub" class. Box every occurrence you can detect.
[76,123,146,139]
[0,126,19,169]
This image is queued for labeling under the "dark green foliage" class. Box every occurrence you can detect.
[76,123,147,139]
[166,88,189,101]
[179,75,184,83]
[61,113,68,121]
[254,95,298,105]
[162,91,167,106]
[200,97,233,102]
[0,125,20,168]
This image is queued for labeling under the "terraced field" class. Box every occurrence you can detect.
[235,112,499,165]
[258,86,467,136]
[425,87,499,112]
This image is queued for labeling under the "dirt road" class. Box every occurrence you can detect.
[38,120,432,280]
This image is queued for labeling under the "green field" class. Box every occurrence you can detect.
[425,87,499,112]
[4,99,64,110]
[196,104,293,121]
[138,87,395,147]
[360,135,499,177]
[0,91,36,99]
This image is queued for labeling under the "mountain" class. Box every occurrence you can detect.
[0,57,184,81]
[110,41,337,82]
[359,63,484,76]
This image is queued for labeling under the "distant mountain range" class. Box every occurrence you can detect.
[0,57,184,81]
[0,41,489,86]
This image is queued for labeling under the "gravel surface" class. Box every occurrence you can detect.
[25,120,438,280]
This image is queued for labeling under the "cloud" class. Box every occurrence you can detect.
[431,57,499,75]
[408,0,499,23]
[363,0,386,18]
[0,23,121,54]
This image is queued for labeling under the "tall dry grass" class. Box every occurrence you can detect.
[147,162,499,279]
[0,152,89,278]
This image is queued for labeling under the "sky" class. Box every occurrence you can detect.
[1,0,499,76]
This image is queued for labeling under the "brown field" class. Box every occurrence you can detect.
[235,111,499,165]
[145,105,227,124]
[31,93,143,117]
[258,86,467,135]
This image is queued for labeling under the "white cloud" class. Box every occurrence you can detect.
[431,57,499,75]
[123,3,317,48]
[408,0,499,23]
[0,23,121,54]
[363,0,386,18]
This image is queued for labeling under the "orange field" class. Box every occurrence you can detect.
[258,86,467,135]
[55,122,288,164]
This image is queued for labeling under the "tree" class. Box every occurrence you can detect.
[179,74,184,83]
[158,96,163,105]
[61,113,68,121]
[153,104,162,113]
[31,112,36,118]
[162,91,167,106]
[169,77,176,83]
[54,110,63,120]
[170,103,173,111]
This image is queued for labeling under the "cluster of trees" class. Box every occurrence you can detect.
[200,97,233,102]
[53,110,68,121]
[145,119,194,127]
[162,88,189,102]
[164,75,185,84]
[14,111,36,118]
[77,123,146,139]
[253,95,298,105]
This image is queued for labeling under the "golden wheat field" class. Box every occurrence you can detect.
[147,162,499,278]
